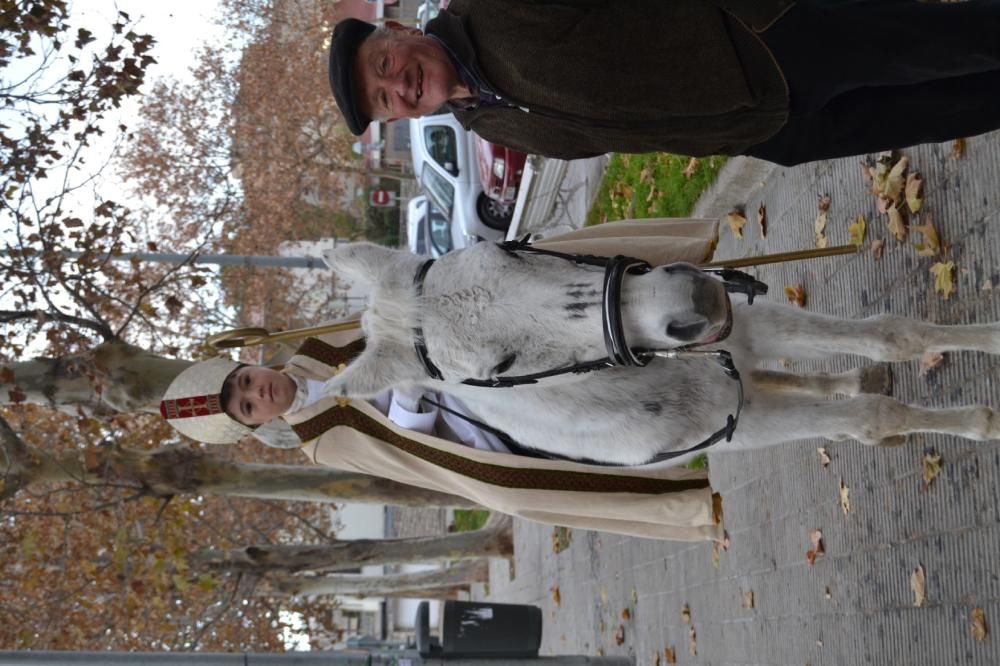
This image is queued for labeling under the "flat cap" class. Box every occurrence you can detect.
[329,18,376,136]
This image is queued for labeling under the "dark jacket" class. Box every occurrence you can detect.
[428,0,794,159]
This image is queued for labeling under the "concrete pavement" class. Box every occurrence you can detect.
[473,133,1000,665]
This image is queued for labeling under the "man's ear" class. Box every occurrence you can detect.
[321,339,419,399]
[384,20,422,36]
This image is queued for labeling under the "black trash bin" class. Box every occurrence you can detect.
[415,600,542,659]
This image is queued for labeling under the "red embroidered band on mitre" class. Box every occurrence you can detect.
[159,394,224,420]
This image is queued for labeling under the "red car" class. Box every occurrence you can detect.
[474,134,528,206]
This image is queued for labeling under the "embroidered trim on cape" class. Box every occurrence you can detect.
[293,405,710,495]
[297,336,366,369]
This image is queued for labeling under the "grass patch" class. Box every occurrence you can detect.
[686,453,710,470]
[451,509,491,532]
[586,153,727,226]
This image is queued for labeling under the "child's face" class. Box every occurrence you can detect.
[224,366,297,426]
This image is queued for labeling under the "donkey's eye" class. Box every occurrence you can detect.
[493,354,517,375]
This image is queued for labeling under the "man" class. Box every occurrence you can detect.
[328,0,1000,166]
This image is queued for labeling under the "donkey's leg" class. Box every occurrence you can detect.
[735,301,1000,362]
[750,366,892,397]
[730,393,1000,450]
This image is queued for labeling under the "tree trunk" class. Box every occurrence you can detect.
[263,560,489,598]
[0,341,191,414]
[195,514,513,574]
[0,417,476,508]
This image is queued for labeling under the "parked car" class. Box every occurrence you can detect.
[473,134,528,206]
[406,195,455,258]
[409,112,512,244]
[417,0,439,29]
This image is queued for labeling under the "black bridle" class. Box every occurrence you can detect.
[410,238,769,465]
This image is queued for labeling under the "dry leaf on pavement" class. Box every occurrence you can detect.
[911,564,926,607]
[871,152,894,195]
[920,351,945,376]
[922,452,943,488]
[983,278,994,291]
[839,479,851,514]
[726,209,747,239]
[884,156,909,203]
[551,526,572,553]
[682,157,699,179]
[815,212,829,248]
[785,284,807,308]
[872,239,885,260]
[912,217,940,257]
[757,202,767,238]
[887,204,908,241]
[681,604,691,624]
[930,261,956,299]
[817,447,831,467]
[711,543,721,569]
[848,214,867,247]
[621,608,632,621]
[664,647,677,664]
[742,591,754,609]
[859,162,874,186]
[550,585,561,606]
[688,626,697,656]
[806,529,825,566]
[971,608,988,641]
[614,625,626,646]
[952,138,966,159]
[818,193,832,212]
[905,171,924,213]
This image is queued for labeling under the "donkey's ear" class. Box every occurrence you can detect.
[322,242,407,286]
[320,338,419,400]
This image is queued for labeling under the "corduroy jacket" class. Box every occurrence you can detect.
[429,0,794,159]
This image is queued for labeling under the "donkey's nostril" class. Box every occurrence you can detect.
[666,318,709,342]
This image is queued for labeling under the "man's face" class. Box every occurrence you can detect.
[225,366,297,426]
[354,23,464,123]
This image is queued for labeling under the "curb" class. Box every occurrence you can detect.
[690,156,778,219]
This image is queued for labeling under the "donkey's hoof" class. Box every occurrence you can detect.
[876,434,907,448]
[860,363,893,396]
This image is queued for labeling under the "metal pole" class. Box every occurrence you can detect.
[60,251,330,269]
[0,651,633,666]
[700,243,860,269]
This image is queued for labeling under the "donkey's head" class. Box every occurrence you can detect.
[322,242,730,397]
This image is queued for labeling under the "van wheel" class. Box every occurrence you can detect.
[476,193,513,231]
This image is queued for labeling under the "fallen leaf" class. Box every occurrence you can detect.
[912,217,940,257]
[614,625,625,646]
[621,608,631,621]
[720,533,731,551]
[920,352,945,376]
[817,447,831,467]
[817,194,832,212]
[652,651,660,666]
[971,608,988,641]
[711,543,721,569]
[550,584,561,606]
[870,151,894,195]
[551,526,572,553]
[646,187,658,203]
[884,156,909,203]
[825,586,832,599]
[726,209,747,239]
[817,640,824,647]
[785,284,807,308]
[921,452,943,488]
[952,138,966,159]
[665,647,677,663]
[681,604,691,624]
[876,195,892,215]
[631,588,638,604]
[930,261,956,300]
[905,171,925,213]
[982,278,994,291]
[911,565,926,607]
[816,234,829,249]
[688,627,697,656]
[839,479,851,514]
[859,161,873,186]
[757,202,767,238]
[807,529,825,565]
[742,591,754,609]
[638,166,654,185]
[814,211,828,237]
[682,157,699,180]
[887,204,908,241]
[848,214,867,247]
[872,239,885,260]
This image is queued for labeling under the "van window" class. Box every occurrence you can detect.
[420,163,455,219]
[423,125,458,173]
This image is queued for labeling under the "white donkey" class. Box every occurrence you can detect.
[321,241,1000,467]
